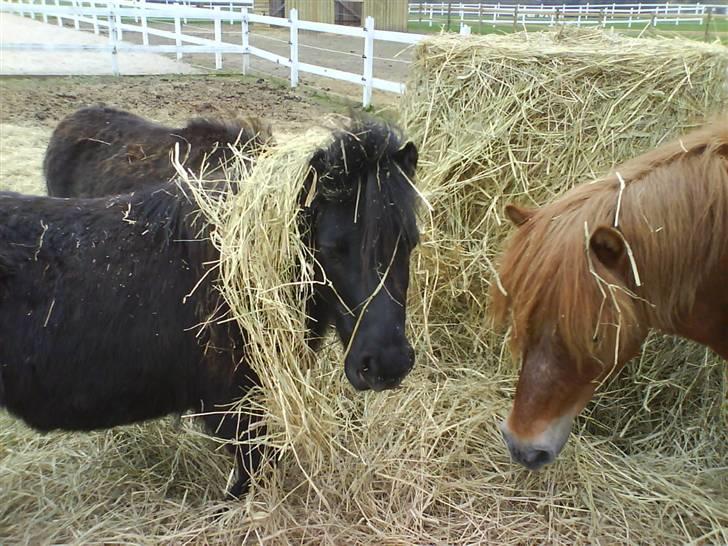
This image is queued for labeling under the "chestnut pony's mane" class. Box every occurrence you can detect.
[492,118,728,366]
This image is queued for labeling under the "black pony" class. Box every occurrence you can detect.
[0,117,419,497]
[44,106,272,197]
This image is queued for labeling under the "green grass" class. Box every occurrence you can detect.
[408,16,728,44]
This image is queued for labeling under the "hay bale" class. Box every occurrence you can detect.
[400,28,728,358]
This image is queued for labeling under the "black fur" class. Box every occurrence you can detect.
[44,106,272,197]
[1,116,419,497]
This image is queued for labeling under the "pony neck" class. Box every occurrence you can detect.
[615,151,728,358]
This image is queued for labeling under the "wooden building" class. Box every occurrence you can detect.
[253,0,410,31]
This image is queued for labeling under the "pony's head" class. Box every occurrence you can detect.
[303,118,419,392]
[492,120,728,470]
[492,188,649,470]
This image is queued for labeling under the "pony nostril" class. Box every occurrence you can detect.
[359,355,373,375]
[521,448,554,471]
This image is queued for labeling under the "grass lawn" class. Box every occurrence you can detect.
[407,16,728,44]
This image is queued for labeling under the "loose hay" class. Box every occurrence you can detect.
[0,123,49,195]
[2,29,728,545]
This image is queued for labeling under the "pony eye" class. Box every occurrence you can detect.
[321,242,348,258]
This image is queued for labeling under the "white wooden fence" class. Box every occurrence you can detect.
[409,2,722,28]
[0,0,426,107]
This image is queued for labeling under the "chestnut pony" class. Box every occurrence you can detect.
[493,119,728,470]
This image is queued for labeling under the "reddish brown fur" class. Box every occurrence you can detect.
[493,119,728,437]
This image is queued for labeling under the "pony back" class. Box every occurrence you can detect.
[44,106,272,197]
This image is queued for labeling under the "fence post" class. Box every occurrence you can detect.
[628,6,633,27]
[54,0,62,26]
[478,3,482,33]
[73,0,80,29]
[428,4,433,27]
[703,7,712,41]
[512,4,518,31]
[108,3,120,76]
[418,0,422,24]
[141,0,149,45]
[675,4,680,25]
[241,6,250,75]
[174,2,182,60]
[229,0,233,24]
[214,6,222,69]
[289,8,299,87]
[459,22,470,35]
[92,0,99,33]
[362,15,374,108]
[115,0,122,41]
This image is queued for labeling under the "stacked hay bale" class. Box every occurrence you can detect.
[400,28,728,361]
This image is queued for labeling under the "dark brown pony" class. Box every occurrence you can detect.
[44,106,272,197]
[493,119,728,470]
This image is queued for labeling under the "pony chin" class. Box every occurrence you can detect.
[499,414,574,471]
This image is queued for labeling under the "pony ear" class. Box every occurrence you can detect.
[504,204,535,227]
[308,149,327,176]
[589,226,626,270]
[394,141,418,174]
[301,149,327,208]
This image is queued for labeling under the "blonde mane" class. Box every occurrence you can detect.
[493,118,728,365]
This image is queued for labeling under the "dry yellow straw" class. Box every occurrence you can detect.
[1,29,726,545]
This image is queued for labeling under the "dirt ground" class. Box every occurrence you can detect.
[0,74,356,193]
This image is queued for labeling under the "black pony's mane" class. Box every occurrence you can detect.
[184,116,274,152]
[311,117,419,267]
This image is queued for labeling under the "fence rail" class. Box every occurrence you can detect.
[409,2,723,28]
[1,0,426,106]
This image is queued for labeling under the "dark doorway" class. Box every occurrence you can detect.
[335,0,362,26]
[269,0,285,17]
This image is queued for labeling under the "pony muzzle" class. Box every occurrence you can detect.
[345,342,414,392]
[499,414,573,471]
